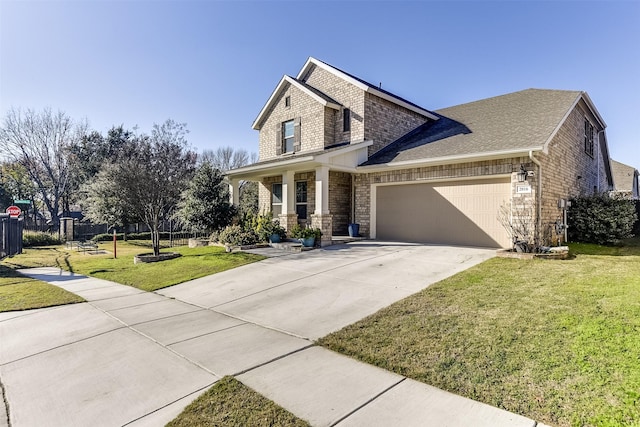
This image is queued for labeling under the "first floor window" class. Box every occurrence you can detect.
[296,181,307,221]
[584,119,594,157]
[272,183,282,215]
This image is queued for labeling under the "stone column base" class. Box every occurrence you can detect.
[311,214,333,247]
[278,213,298,235]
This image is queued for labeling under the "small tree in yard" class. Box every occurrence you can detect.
[175,162,236,232]
[82,120,196,256]
[568,193,637,245]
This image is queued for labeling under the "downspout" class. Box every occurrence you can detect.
[529,151,542,240]
[597,130,604,192]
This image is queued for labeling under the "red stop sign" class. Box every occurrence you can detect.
[6,206,21,217]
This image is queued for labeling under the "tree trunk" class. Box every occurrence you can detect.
[151,227,160,256]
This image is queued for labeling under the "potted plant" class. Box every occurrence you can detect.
[291,225,322,247]
[267,221,287,243]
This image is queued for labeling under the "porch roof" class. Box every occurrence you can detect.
[226,140,372,180]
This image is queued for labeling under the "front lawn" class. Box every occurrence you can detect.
[0,265,85,312]
[167,376,310,427]
[1,242,265,311]
[319,240,640,427]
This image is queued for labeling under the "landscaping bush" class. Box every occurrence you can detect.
[290,224,322,240]
[218,225,258,246]
[635,200,640,235]
[568,194,637,245]
[249,212,286,242]
[22,231,62,247]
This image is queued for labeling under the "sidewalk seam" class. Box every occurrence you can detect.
[0,326,127,367]
[120,381,217,426]
[329,377,406,427]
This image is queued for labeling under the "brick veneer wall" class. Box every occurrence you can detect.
[329,171,352,235]
[300,64,366,144]
[364,92,429,155]
[536,103,609,240]
[258,83,329,161]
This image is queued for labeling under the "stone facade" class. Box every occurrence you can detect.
[311,214,333,246]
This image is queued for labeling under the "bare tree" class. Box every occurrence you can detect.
[0,108,87,225]
[199,146,257,171]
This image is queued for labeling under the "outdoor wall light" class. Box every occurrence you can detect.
[516,165,528,182]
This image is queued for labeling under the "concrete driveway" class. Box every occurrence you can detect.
[0,242,538,426]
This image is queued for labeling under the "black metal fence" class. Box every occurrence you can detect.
[23,220,210,248]
[1,214,23,258]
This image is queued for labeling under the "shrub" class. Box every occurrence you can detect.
[250,212,286,242]
[635,200,640,235]
[568,194,637,245]
[290,224,322,240]
[218,225,258,246]
[22,231,62,247]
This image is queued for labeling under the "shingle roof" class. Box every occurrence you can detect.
[363,89,583,165]
[611,159,639,192]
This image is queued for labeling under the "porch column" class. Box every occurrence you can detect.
[229,178,240,206]
[311,166,333,246]
[279,170,298,233]
[315,166,329,215]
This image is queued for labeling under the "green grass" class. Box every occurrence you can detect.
[318,239,640,427]
[0,265,84,312]
[166,376,310,427]
[2,241,265,292]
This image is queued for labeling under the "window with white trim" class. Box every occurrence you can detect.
[276,117,301,155]
[295,181,307,222]
[272,183,282,215]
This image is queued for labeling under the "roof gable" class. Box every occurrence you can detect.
[252,75,341,130]
[297,57,438,120]
[611,159,640,192]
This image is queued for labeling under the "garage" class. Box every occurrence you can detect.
[375,178,512,248]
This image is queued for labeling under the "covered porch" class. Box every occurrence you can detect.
[226,141,371,246]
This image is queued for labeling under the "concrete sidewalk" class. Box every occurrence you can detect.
[1,243,541,426]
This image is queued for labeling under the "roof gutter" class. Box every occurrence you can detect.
[358,147,543,172]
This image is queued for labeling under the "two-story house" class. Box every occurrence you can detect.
[227,57,614,248]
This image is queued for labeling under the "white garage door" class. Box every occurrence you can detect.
[375,178,511,248]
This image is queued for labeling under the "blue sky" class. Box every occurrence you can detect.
[1,1,639,170]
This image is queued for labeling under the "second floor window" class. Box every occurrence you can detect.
[343,108,351,132]
[276,117,301,155]
[584,119,594,157]
[283,120,295,153]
